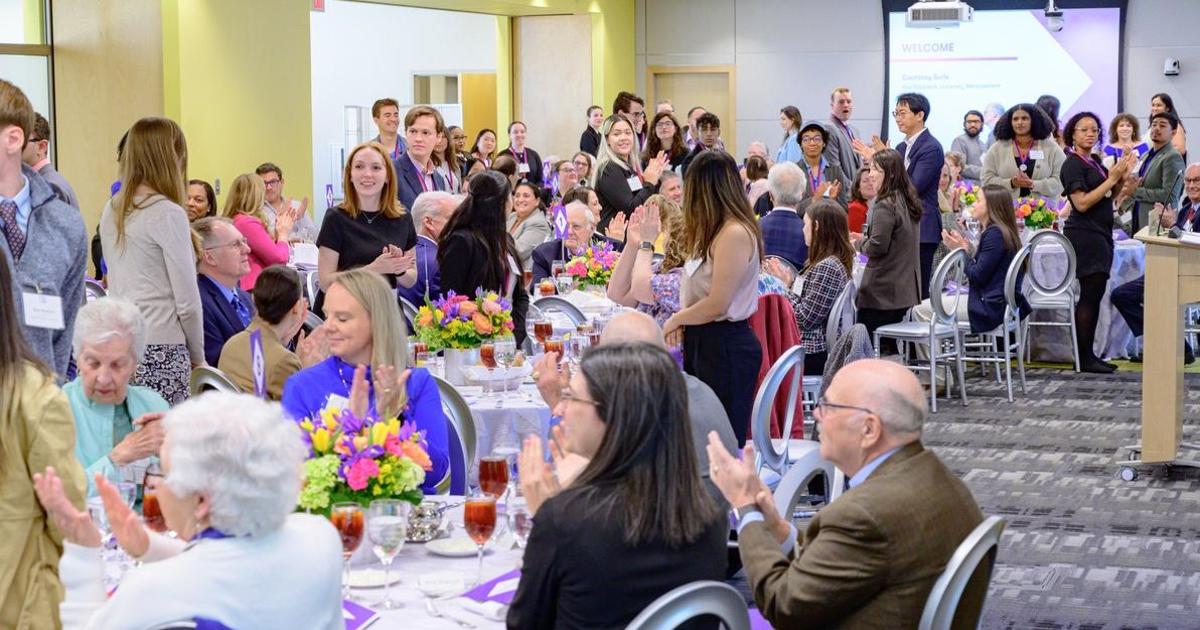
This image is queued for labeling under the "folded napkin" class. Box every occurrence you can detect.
[457,598,507,621]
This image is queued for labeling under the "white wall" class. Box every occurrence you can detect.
[309,0,496,212]
[637,0,1199,160]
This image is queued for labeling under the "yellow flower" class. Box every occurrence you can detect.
[312,428,331,453]
[353,435,368,452]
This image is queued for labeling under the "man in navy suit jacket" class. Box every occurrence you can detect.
[892,93,944,299]
[394,106,448,211]
[530,201,624,286]
[759,162,808,270]
[195,218,255,366]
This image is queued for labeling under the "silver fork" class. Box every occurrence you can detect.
[424,597,475,628]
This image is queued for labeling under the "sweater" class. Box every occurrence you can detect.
[63,379,169,495]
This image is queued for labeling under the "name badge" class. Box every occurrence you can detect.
[23,291,64,330]
[324,394,351,413]
[626,175,643,192]
[518,163,531,174]
[1030,150,1046,160]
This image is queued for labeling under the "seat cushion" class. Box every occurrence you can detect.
[875,321,956,338]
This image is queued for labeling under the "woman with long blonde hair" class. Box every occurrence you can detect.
[606,194,686,326]
[282,268,448,493]
[223,173,295,291]
[99,117,203,403]
[663,150,764,446]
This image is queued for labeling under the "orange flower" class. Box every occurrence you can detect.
[472,312,494,335]
[401,440,433,471]
[459,301,479,317]
[416,309,434,327]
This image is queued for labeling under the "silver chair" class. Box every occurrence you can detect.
[432,375,477,496]
[303,269,320,304]
[84,279,107,302]
[188,366,243,396]
[1023,231,1080,372]
[957,244,1029,402]
[625,580,751,630]
[146,623,197,630]
[532,295,587,326]
[918,516,1006,630]
[802,279,857,435]
[398,295,419,334]
[874,249,969,413]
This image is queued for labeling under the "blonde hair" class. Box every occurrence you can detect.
[592,115,637,188]
[221,173,268,230]
[342,142,404,219]
[114,117,188,247]
[646,193,686,272]
[330,269,409,418]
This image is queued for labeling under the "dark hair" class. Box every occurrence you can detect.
[963,109,983,123]
[562,185,593,207]
[611,91,645,115]
[681,150,764,262]
[871,148,923,222]
[405,105,446,136]
[506,120,526,137]
[255,162,283,180]
[805,199,856,276]
[1151,111,1180,132]
[253,265,303,325]
[696,112,721,129]
[512,180,545,212]
[1036,95,1061,124]
[187,179,218,218]
[1107,113,1141,144]
[642,111,687,163]
[30,112,50,142]
[992,103,1054,141]
[570,343,721,547]
[586,105,602,117]
[896,92,931,122]
[371,98,399,119]
[1063,111,1105,150]
[0,252,47,395]
[438,171,521,293]
[1151,92,1177,114]
[980,186,1021,252]
[744,155,769,181]
[780,105,803,147]
[463,157,486,175]
[850,165,873,203]
[470,128,497,159]
[491,154,518,178]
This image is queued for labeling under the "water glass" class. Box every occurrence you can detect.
[367,500,410,609]
[507,498,533,550]
[494,339,517,394]
[555,275,574,295]
[550,260,565,278]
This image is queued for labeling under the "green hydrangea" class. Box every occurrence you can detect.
[298,454,340,511]
[376,455,426,499]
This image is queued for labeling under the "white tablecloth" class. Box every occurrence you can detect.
[455,384,553,484]
[1026,238,1144,361]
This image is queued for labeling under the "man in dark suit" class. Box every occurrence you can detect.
[195,217,255,366]
[885,93,944,299]
[707,359,987,628]
[759,162,808,269]
[398,191,460,306]
[530,200,623,286]
[394,105,447,211]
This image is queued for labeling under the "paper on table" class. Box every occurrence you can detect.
[292,243,319,268]
[461,568,520,605]
[342,599,379,630]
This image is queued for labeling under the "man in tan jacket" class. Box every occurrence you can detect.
[708,359,987,629]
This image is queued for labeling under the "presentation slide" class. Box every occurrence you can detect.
[886,7,1121,146]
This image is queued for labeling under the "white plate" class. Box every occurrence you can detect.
[347,568,403,588]
[426,537,488,558]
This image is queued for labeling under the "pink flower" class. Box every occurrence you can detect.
[482,300,502,316]
[383,435,403,457]
[346,458,380,491]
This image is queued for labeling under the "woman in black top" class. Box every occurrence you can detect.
[579,105,603,156]
[509,343,727,630]
[316,142,417,299]
[641,111,689,172]
[437,171,529,347]
[1060,112,1135,373]
[499,121,545,189]
[593,114,669,232]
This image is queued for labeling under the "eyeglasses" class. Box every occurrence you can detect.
[629,111,646,119]
[204,237,248,251]
[801,136,824,144]
[560,388,601,408]
[655,121,675,130]
[892,109,912,119]
[814,396,874,417]
[262,179,282,188]
[1186,178,1200,184]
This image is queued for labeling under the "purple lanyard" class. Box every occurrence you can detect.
[513,148,527,164]
[1074,150,1106,179]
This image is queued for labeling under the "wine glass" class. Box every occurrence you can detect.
[142,464,167,534]
[463,493,497,586]
[367,500,410,609]
[568,334,591,369]
[507,497,533,550]
[480,342,497,395]
[494,339,517,397]
[550,260,565,278]
[544,336,565,365]
[479,455,510,499]
[331,502,365,600]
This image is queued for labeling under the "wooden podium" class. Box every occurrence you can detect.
[1123,229,1200,479]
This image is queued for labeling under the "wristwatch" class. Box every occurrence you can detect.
[639,240,654,251]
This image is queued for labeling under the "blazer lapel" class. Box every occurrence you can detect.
[201,275,243,331]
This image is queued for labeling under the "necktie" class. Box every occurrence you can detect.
[1183,201,1195,231]
[0,199,25,261]
[231,293,251,327]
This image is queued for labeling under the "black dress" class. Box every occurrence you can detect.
[438,230,529,347]
[315,206,417,287]
[1061,154,1114,278]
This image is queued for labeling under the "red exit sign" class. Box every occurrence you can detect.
[312,0,325,11]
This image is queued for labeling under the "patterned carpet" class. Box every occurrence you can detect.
[922,366,1200,630]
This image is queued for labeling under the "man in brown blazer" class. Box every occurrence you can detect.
[708,359,987,628]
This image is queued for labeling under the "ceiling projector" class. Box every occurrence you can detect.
[906,0,974,28]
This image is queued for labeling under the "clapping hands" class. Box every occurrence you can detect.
[370,245,415,276]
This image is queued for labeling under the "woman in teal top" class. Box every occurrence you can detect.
[65,298,169,494]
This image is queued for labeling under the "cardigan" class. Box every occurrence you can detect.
[63,379,169,494]
[438,229,530,347]
[981,138,1066,199]
[507,209,552,270]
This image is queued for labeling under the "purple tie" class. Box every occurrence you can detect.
[0,199,25,261]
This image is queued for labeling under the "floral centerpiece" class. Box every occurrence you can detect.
[1015,196,1057,230]
[956,181,979,208]
[564,241,619,289]
[298,407,432,513]
[414,290,514,350]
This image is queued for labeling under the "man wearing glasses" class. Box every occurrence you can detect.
[194,217,255,366]
[256,163,316,241]
[612,91,648,150]
[21,112,79,209]
[706,359,984,627]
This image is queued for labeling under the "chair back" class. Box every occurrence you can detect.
[303,269,320,304]
[625,580,751,630]
[532,295,586,326]
[929,248,967,325]
[302,310,324,336]
[432,375,476,495]
[918,516,1006,630]
[825,279,857,350]
[1004,243,1033,320]
[765,254,799,285]
[188,366,243,396]
[751,345,805,474]
[398,295,419,334]
[1025,230,1076,298]
[84,279,107,302]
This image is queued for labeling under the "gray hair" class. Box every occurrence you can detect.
[71,297,147,362]
[767,161,805,208]
[875,387,926,436]
[660,169,681,186]
[565,200,596,226]
[411,191,461,228]
[192,216,235,248]
[163,393,307,538]
[748,140,768,156]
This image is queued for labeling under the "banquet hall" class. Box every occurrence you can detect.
[2,0,1199,629]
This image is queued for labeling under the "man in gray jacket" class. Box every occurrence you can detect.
[1,79,88,379]
[21,112,79,209]
[951,110,986,183]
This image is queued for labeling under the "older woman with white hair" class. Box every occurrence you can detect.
[34,393,344,629]
[64,298,170,495]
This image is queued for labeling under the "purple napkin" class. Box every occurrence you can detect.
[1113,229,1129,241]
[750,608,772,629]
[943,281,970,296]
[461,568,522,605]
[342,599,378,630]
